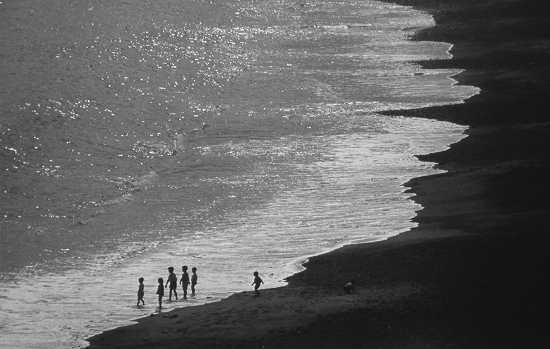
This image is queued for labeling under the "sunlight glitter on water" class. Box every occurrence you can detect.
[0,0,478,348]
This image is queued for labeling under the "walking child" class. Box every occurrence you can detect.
[251,271,263,296]
[180,265,190,299]
[191,267,198,296]
[165,266,178,301]
[137,277,145,307]
[156,277,164,309]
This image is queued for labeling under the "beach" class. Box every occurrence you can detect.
[87,0,550,348]
[1,0,478,347]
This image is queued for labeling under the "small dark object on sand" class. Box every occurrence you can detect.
[343,281,354,294]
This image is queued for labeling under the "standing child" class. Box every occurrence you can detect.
[191,267,198,297]
[165,266,178,301]
[251,271,263,296]
[156,277,164,309]
[180,265,190,299]
[137,277,145,307]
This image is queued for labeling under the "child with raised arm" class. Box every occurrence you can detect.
[137,277,145,307]
[165,266,178,301]
[191,267,198,296]
[156,277,164,309]
[252,271,264,296]
[180,265,190,299]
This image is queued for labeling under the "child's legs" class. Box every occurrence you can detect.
[182,284,188,298]
[191,284,195,294]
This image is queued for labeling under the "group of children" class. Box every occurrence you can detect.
[137,265,198,308]
[137,267,265,309]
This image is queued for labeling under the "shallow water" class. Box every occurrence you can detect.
[0,0,478,348]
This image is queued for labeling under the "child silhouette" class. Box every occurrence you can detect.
[156,277,164,309]
[137,277,145,307]
[191,267,198,296]
[165,266,178,301]
[180,265,190,299]
[251,271,264,296]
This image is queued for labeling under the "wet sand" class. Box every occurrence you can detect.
[88,0,550,347]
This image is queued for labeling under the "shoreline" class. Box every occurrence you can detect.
[88,0,550,347]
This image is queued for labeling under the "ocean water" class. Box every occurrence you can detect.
[0,0,478,348]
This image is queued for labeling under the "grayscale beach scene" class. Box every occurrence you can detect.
[3,0,547,348]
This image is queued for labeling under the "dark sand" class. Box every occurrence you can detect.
[88,0,550,347]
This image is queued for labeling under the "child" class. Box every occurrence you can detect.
[137,277,145,307]
[165,266,178,301]
[156,277,164,309]
[180,265,190,299]
[191,267,198,296]
[251,271,263,296]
